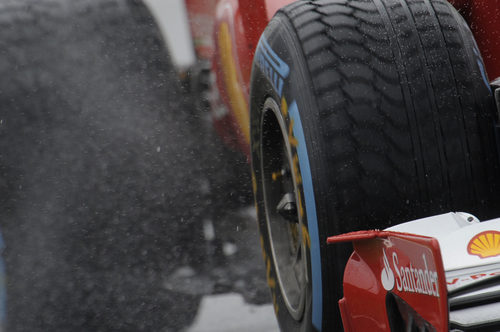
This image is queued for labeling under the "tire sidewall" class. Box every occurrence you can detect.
[250,15,329,332]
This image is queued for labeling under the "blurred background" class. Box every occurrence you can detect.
[0,0,278,331]
[145,0,195,69]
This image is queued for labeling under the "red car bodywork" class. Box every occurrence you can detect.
[185,0,293,157]
[186,0,500,159]
[449,0,500,80]
[328,231,449,331]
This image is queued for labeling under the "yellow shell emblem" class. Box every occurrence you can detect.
[467,231,500,259]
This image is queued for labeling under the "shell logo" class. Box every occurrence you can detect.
[467,231,500,259]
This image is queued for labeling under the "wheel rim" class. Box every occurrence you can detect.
[260,98,307,320]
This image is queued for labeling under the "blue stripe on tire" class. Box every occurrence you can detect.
[289,101,322,331]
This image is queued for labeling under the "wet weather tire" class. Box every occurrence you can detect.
[250,0,500,331]
[0,0,202,331]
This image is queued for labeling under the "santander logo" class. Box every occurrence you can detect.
[381,248,440,298]
[381,249,395,291]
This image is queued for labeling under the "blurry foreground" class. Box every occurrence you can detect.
[0,0,275,331]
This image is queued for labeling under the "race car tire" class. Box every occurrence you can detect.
[250,0,500,331]
[0,0,203,331]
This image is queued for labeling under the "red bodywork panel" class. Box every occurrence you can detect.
[210,0,292,156]
[328,231,449,332]
[449,0,500,80]
[185,0,292,157]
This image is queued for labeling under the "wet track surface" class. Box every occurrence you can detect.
[182,207,279,332]
[187,293,278,332]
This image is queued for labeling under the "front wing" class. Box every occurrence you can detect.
[328,213,500,332]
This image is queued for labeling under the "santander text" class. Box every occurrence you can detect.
[392,253,439,297]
